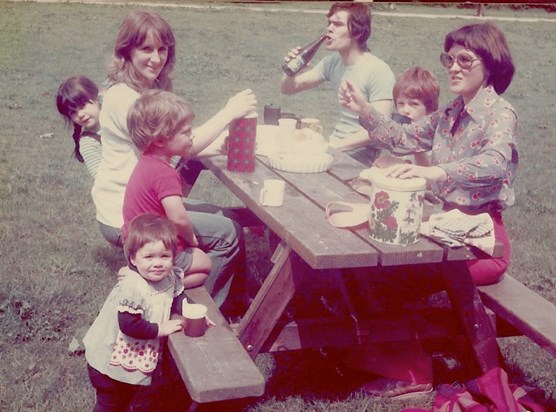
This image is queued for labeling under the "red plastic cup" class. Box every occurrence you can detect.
[227,113,258,172]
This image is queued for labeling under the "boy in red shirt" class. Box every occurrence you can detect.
[123,90,212,280]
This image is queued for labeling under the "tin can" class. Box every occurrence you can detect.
[367,167,426,245]
[227,113,258,172]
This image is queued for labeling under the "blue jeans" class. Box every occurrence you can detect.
[183,198,246,308]
[97,198,246,308]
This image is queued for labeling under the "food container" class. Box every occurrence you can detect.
[367,167,426,245]
[227,113,258,172]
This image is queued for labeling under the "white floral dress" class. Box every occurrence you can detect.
[84,267,184,385]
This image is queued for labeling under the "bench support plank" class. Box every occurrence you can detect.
[168,287,265,404]
[479,275,556,357]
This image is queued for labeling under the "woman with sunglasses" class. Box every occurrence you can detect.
[338,23,517,397]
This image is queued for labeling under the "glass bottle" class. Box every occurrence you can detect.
[282,35,327,77]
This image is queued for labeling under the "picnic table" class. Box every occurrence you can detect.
[201,145,504,370]
[168,123,556,410]
[168,133,530,409]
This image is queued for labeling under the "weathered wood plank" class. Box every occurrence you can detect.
[478,275,556,357]
[263,308,464,352]
[327,148,368,181]
[167,287,265,403]
[266,162,445,267]
[203,156,379,269]
[236,243,298,357]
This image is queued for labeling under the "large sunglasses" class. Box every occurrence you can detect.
[440,52,480,70]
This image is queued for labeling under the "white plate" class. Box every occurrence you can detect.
[202,125,328,158]
[268,152,333,173]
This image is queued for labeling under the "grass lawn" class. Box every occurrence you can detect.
[0,1,555,411]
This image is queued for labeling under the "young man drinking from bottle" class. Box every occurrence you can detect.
[280,2,395,166]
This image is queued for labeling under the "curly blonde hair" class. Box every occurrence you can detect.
[127,89,195,153]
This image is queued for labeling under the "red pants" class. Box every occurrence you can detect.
[465,212,510,286]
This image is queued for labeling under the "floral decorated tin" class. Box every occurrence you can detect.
[367,167,426,245]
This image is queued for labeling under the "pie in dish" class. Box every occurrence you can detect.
[268,152,333,173]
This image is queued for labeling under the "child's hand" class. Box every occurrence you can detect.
[224,89,258,120]
[158,318,185,337]
[206,316,216,327]
[116,266,134,282]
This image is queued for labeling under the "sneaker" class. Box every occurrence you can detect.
[362,378,433,399]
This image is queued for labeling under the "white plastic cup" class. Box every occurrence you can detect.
[277,118,297,139]
[259,179,285,207]
[182,303,208,337]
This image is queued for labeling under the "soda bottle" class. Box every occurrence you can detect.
[282,35,327,77]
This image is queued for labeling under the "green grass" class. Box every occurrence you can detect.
[1,2,555,411]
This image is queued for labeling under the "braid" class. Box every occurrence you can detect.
[72,124,84,163]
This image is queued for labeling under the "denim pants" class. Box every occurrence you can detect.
[97,198,246,308]
[182,198,246,308]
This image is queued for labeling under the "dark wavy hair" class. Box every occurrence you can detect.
[444,23,515,94]
[56,75,99,163]
[328,2,372,52]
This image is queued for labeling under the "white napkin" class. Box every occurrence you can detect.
[420,209,495,255]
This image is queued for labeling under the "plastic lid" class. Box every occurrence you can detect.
[367,166,426,192]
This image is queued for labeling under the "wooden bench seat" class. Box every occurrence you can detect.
[478,274,556,357]
[167,286,265,408]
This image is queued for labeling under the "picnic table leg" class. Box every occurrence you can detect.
[441,261,502,375]
[236,242,297,358]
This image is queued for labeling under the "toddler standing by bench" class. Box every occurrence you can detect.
[84,213,211,411]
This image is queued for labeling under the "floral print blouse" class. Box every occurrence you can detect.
[359,86,518,213]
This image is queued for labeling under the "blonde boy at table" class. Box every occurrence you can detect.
[122,90,214,282]
[339,22,517,398]
[281,2,395,166]
[374,66,440,169]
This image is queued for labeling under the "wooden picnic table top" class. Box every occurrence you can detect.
[197,144,504,377]
[201,148,502,270]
